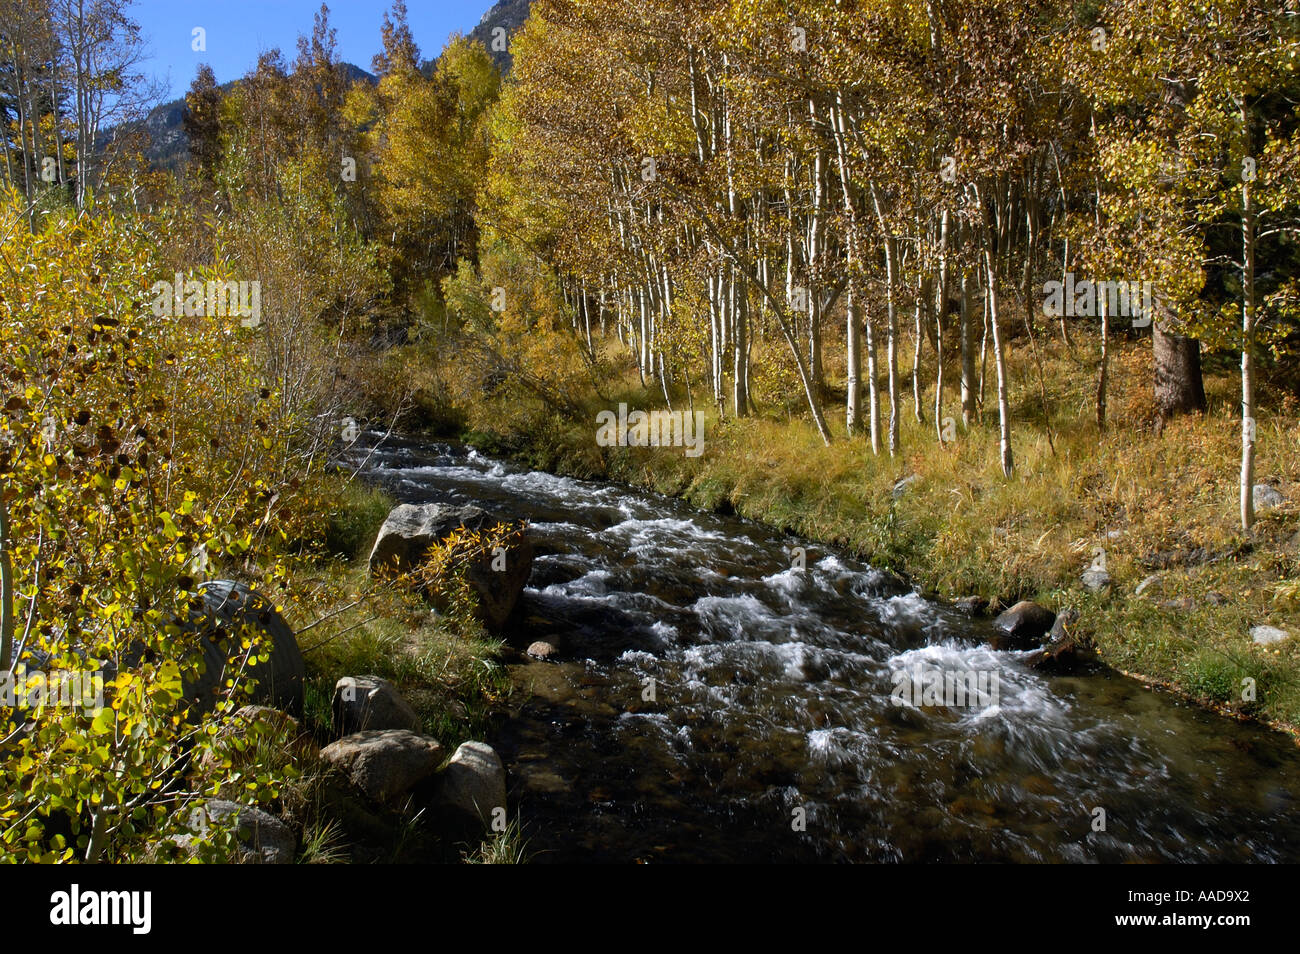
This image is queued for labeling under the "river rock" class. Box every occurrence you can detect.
[1024,609,1097,673]
[369,503,485,573]
[231,704,298,730]
[321,730,444,802]
[1251,625,1289,646]
[206,704,302,744]
[438,741,507,825]
[1047,608,1078,642]
[178,799,296,864]
[952,596,988,616]
[1081,568,1111,592]
[991,601,1056,650]
[368,503,534,630]
[1253,484,1285,511]
[332,675,421,735]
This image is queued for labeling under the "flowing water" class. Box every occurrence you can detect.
[354,436,1300,863]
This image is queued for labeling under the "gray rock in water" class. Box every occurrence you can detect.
[368,503,534,630]
[1047,608,1079,642]
[1081,568,1111,592]
[991,601,1056,650]
[1251,625,1289,646]
[1253,484,1285,511]
[321,730,444,802]
[333,675,421,736]
[952,596,988,616]
[1024,609,1096,674]
[438,741,507,826]
[180,799,295,864]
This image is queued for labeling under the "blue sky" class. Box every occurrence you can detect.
[130,0,498,98]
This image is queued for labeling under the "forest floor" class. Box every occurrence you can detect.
[457,333,1300,737]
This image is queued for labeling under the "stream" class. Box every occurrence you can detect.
[355,435,1300,863]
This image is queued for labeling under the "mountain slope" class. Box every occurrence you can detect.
[468,0,532,72]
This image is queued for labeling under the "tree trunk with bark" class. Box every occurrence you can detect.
[1153,322,1207,418]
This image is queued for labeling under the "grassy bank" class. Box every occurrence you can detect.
[452,336,1300,737]
[239,478,523,862]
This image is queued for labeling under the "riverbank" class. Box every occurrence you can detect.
[227,477,526,863]
[443,336,1300,738]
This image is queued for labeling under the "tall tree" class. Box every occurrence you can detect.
[183,63,221,185]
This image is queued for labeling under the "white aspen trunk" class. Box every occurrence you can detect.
[913,271,930,424]
[865,297,881,455]
[960,269,977,427]
[831,95,861,436]
[846,283,861,437]
[1241,140,1257,532]
[976,183,1014,477]
[734,264,749,417]
[934,210,950,443]
[637,289,649,387]
[871,182,901,456]
[887,237,900,457]
[807,104,826,395]
[978,287,989,416]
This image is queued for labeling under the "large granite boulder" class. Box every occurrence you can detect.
[437,741,507,827]
[368,503,533,630]
[332,675,422,735]
[320,729,444,803]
